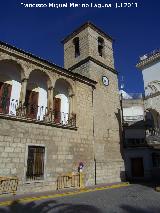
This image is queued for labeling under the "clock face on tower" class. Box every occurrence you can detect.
[102,76,109,86]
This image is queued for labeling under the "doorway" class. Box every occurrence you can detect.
[131,158,144,178]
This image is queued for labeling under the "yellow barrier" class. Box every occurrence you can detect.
[0,176,18,195]
[57,172,81,190]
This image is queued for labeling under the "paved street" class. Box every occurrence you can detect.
[0,184,160,213]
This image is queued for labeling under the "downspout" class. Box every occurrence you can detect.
[92,87,96,185]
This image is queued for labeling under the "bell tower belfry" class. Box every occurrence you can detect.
[62,22,116,80]
[62,22,124,184]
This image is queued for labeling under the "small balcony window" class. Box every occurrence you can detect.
[73,37,80,58]
[26,146,45,181]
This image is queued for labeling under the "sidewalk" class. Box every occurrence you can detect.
[0,182,129,205]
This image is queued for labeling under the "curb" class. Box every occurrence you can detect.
[0,182,130,207]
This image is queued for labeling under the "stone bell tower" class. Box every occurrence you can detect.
[62,22,124,184]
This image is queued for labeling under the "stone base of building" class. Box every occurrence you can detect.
[15,160,124,194]
[0,118,124,194]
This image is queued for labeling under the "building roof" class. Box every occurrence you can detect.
[61,21,114,44]
[136,49,160,70]
[0,40,97,88]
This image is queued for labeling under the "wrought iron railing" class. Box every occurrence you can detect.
[144,91,160,99]
[0,96,19,115]
[146,128,160,137]
[140,49,160,61]
[146,128,160,143]
[16,103,76,127]
[0,97,76,128]
[0,96,10,114]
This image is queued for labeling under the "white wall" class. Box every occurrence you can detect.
[55,79,70,124]
[9,80,21,115]
[37,88,47,120]
[123,106,144,118]
[56,94,69,124]
[142,61,160,95]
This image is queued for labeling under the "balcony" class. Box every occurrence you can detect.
[0,97,76,129]
[123,115,144,122]
[139,49,160,61]
[146,128,160,145]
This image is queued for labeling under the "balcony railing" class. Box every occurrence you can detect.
[140,49,160,61]
[121,93,144,100]
[0,97,76,128]
[146,128,160,144]
[0,97,18,115]
[123,115,144,122]
[125,138,147,147]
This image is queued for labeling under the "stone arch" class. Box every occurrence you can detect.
[25,69,52,120]
[0,59,25,82]
[28,69,52,89]
[53,77,75,95]
[0,59,25,115]
[54,78,75,124]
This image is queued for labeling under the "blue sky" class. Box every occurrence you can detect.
[0,0,159,93]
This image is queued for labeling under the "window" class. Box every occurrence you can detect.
[0,82,12,114]
[26,146,45,181]
[98,37,104,57]
[53,97,61,123]
[25,90,39,119]
[73,37,80,58]
[152,153,160,168]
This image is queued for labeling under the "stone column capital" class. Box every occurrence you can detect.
[69,93,75,98]
[48,86,54,91]
[21,78,29,83]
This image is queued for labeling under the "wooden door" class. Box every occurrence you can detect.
[53,97,61,123]
[0,82,12,114]
[25,90,38,119]
[131,158,144,178]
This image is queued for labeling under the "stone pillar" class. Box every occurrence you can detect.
[20,78,28,104]
[48,87,54,110]
[69,93,75,115]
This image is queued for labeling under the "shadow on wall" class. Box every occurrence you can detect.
[120,204,160,213]
[115,109,124,157]
[0,200,102,213]
[115,109,127,182]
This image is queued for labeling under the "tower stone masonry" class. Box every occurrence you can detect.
[62,22,124,184]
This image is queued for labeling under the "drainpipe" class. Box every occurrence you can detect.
[120,93,125,147]
[92,87,97,185]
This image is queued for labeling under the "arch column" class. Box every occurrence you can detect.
[20,78,28,104]
[69,92,75,115]
[47,86,54,110]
